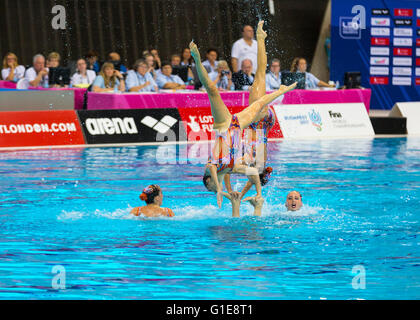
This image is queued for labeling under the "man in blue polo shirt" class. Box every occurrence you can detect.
[156,61,186,90]
[126,59,158,92]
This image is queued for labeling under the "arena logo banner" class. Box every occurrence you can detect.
[178,106,284,141]
[389,101,420,134]
[273,103,374,138]
[331,0,420,110]
[0,110,85,148]
[77,109,185,144]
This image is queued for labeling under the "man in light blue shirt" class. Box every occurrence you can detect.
[265,58,282,91]
[156,61,186,90]
[126,59,158,92]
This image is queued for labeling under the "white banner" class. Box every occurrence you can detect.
[389,102,420,135]
[273,103,374,138]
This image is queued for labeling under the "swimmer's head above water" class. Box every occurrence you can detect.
[140,184,163,206]
[203,173,217,192]
[285,191,303,211]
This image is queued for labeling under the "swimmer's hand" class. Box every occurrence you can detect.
[222,191,241,204]
[189,41,201,61]
[256,20,267,40]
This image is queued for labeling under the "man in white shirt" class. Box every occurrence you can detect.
[202,48,219,74]
[25,54,49,88]
[231,25,258,73]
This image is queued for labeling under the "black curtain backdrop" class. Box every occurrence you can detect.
[0,0,328,71]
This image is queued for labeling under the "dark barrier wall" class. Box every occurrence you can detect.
[0,0,328,71]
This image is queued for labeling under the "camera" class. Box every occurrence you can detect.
[221,70,229,76]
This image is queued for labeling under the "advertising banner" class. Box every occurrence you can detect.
[178,106,284,141]
[0,110,85,148]
[77,109,185,144]
[331,0,420,109]
[273,103,374,138]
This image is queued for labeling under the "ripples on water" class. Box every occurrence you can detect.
[0,138,419,299]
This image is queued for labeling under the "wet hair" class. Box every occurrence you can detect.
[259,167,273,186]
[140,185,161,204]
[203,173,212,191]
[287,190,303,199]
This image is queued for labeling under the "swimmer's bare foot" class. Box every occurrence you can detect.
[243,195,264,216]
[256,20,267,40]
[189,41,201,61]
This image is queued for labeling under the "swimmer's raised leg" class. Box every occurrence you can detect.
[236,82,297,130]
[189,41,231,131]
[249,20,268,105]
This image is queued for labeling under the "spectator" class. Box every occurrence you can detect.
[170,54,181,67]
[144,53,158,79]
[2,52,25,82]
[149,47,162,70]
[232,59,254,91]
[202,48,219,73]
[266,58,282,91]
[92,62,125,92]
[108,52,127,74]
[156,61,186,90]
[231,25,258,73]
[290,57,334,89]
[46,52,60,68]
[71,58,96,86]
[180,47,195,82]
[126,59,158,92]
[24,54,49,88]
[86,50,100,73]
[180,48,194,66]
[209,60,234,91]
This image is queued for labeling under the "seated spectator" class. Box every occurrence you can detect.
[156,61,186,90]
[232,59,254,91]
[92,62,125,92]
[149,47,162,70]
[180,47,195,83]
[108,52,127,74]
[24,54,49,88]
[86,50,100,73]
[180,48,194,66]
[231,25,258,73]
[144,53,158,79]
[126,59,158,92]
[71,58,96,86]
[202,48,219,73]
[290,57,334,89]
[46,52,61,68]
[170,54,181,67]
[2,52,25,82]
[209,60,234,91]
[266,58,282,91]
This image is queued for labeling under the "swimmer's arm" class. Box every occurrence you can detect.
[208,164,223,208]
[224,174,233,193]
[130,207,141,216]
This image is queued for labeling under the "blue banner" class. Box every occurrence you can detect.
[331,0,420,109]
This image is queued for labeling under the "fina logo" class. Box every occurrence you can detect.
[339,5,366,39]
[308,109,322,131]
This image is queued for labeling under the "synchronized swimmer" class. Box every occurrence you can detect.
[132,21,303,219]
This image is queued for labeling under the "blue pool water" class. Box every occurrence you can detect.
[0,137,419,300]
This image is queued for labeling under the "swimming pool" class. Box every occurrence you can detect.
[0,137,419,300]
